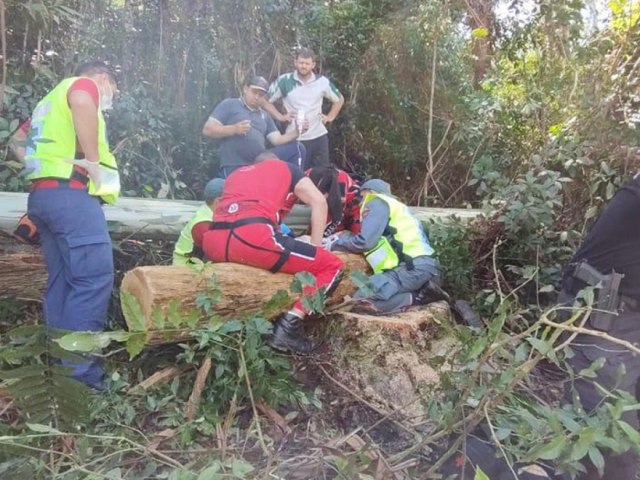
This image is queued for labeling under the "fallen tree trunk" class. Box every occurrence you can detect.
[0,192,315,240]
[1,192,482,302]
[120,253,369,336]
[1,192,483,241]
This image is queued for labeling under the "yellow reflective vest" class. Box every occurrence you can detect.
[24,77,120,204]
[172,204,213,265]
[361,192,434,273]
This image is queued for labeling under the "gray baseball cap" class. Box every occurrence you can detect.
[360,178,391,195]
[203,178,225,203]
[246,75,269,92]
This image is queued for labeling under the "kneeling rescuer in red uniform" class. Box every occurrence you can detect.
[202,153,344,353]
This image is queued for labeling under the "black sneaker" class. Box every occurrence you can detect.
[413,280,451,306]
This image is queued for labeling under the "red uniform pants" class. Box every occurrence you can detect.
[202,221,344,314]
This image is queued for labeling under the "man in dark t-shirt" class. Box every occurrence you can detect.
[559,173,640,479]
[202,76,306,178]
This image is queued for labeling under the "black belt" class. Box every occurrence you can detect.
[210,216,290,273]
[210,216,273,230]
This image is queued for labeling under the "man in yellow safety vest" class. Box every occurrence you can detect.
[325,179,449,313]
[24,60,119,389]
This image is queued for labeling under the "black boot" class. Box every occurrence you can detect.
[413,280,451,306]
[269,312,316,354]
[451,300,483,328]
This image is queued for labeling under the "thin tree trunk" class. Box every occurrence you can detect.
[465,0,495,87]
[0,0,6,111]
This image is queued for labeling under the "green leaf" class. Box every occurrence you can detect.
[585,205,598,220]
[231,458,254,477]
[125,332,148,359]
[261,290,291,317]
[252,317,273,335]
[121,291,146,332]
[349,271,376,297]
[617,420,640,444]
[182,309,201,329]
[26,423,62,434]
[55,331,130,352]
[151,307,165,330]
[609,0,622,15]
[0,364,47,380]
[533,435,566,460]
[569,434,592,460]
[526,337,552,355]
[105,467,122,479]
[166,299,183,328]
[197,463,221,480]
[587,447,605,477]
[290,271,316,293]
[220,320,243,334]
[466,336,488,360]
[474,466,490,480]
[471,27,489,38]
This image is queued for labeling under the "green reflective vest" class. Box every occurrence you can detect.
[361,192,434,273]
[24,77,120,204]
[172,204,213,265]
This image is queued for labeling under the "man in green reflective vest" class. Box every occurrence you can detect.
[173,178,224,265]
[325,179,449,313]
[24,60,120,389]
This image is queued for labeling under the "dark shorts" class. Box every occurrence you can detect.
[302,134,330,168]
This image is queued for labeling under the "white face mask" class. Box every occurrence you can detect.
[99,82,115,111]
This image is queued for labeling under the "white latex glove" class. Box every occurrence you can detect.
[322,233,341,251]
[67,158,101,189]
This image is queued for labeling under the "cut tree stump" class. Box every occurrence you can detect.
[324,303,459,423]
[119,253,370,335]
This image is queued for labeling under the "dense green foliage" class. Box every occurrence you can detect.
[1,0,640,478]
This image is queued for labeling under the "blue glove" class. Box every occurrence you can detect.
[280,223,294,237]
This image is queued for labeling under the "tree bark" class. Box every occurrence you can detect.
[120,253,369,333]
[465,0,495,88]
[0,237,44,301]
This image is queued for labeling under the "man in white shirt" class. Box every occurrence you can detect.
[263,48,344,168]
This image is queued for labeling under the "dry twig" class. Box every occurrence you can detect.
[185,356,212,421]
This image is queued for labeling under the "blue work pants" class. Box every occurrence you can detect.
[354,255,442,313]
[27,186,114,388]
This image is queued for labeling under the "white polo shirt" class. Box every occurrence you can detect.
[268,71,342,141]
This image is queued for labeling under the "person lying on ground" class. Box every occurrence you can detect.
[306,166,362,237]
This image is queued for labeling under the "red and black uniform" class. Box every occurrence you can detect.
[335,169,362,235]
[202,159,344,314]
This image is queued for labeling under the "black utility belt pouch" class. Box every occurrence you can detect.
[571,261,624,331]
